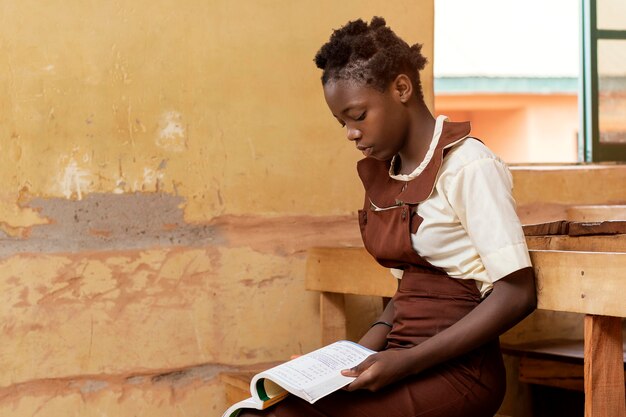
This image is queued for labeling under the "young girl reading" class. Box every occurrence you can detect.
[239,16,536,417]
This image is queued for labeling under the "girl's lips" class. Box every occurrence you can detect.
[357,145,373,157]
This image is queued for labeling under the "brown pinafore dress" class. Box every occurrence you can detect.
[263,121,506,417]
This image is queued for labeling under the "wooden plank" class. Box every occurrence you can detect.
[519,356,584,391]
[568,221,626,236]
[526,234,626,253]
[584,315,626,417]
[504,337,626,392]
[502,339,586,361]
[306,248,626,316]
[305,247,396,297]
[523,220,570,236]
[511,165,626,224]
[221,371,257,405]
[220,362,283,405]
[511,165,626,207]
[522,220,626,237]
[567,205,626,222]
[320,292,347,345]
[530,250,626,317]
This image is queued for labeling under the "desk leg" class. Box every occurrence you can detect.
[584,315,625,417]
[320,292,347,346]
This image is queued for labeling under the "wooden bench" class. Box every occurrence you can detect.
[501,338,626,392]
[220,362,283,406]
[305,236,626,417]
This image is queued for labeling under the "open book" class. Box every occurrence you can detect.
[221,340,375,417]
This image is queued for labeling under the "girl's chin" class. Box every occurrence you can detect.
[368,150,394,161]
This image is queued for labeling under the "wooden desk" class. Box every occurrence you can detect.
[305,236,626,417]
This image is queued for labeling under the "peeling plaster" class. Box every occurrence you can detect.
[0,193,221,258]
[0,193,361,259]
[156,111,186,152]
[73,379,109,394]
[59,159,92,200]
[141,167,164,192]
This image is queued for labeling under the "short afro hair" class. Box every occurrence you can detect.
[314,16,428,101]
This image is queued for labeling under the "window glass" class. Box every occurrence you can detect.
[597,0,626,30]
[597,39,626,144]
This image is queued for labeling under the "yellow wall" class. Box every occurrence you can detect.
[0,0,435,231]
[0,1,434,416]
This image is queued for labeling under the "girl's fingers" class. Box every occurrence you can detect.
[343,369,375,391]
[340,355,376,378]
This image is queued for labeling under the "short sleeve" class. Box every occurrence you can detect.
[446,157,531,282]
[390,268,404,279]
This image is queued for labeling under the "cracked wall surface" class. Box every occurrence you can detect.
[0,1,434,416]
[0,0,435,236]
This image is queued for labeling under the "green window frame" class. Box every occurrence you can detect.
[580,0,626,161]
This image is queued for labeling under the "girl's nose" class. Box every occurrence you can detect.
[346,127,362,141]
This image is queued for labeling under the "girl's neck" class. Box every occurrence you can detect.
[396,101,436,175]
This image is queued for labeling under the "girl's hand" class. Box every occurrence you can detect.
[341,349,413,392]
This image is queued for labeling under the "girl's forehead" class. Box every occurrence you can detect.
[323,82,369,114]
[324,79,383,104]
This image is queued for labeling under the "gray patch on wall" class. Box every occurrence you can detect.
[0,193,223,259]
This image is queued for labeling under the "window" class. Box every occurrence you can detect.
[580,0,626,161]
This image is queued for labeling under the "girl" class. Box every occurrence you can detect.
[240,16,536,417]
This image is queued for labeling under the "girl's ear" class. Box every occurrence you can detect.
[393,74,413,103]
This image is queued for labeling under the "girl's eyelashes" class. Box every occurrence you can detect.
[333,116,346,127]
[334,112,365,128]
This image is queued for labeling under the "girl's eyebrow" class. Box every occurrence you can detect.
[339,101,366,115]
[340,106,353,114]
[331,101,365,118]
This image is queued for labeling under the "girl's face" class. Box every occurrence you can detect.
[323,78,409,161]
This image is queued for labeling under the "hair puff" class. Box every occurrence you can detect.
[314,16,428,101]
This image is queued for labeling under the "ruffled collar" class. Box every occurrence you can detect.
[388,114,449,181]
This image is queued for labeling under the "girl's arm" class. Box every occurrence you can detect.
[358,298,395,351]
[343,266,536,391]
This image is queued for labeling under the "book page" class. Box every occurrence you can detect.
[221,397,261,417]
[255,341,374,403]
[221,392,288,417]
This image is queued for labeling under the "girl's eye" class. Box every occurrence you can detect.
[355,112,366,121]
[334,118,345,128]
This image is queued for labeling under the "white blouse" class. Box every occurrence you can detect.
[389,115,531,297]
